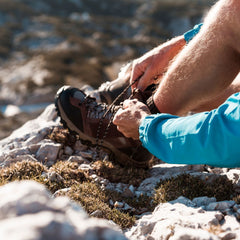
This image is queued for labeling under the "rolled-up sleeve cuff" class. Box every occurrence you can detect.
[139,114,174,144]
[138,94,240,168]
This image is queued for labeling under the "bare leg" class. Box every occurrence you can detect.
[193,72,240,112]
[154,0,240,115]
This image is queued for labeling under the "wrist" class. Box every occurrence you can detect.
[146,95,160,114]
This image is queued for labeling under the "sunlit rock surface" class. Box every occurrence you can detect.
[0,103,240,239]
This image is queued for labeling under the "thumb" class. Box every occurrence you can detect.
[136,68,154,91]
[130,66,144,90]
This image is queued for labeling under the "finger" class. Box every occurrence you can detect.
[136,68,155,91]
[113,108,124,124]
[130,65,144,90]
[117,126,139,140]
[113,108,132,125]
[122,99,135,108]
[116,125,125,134]
[117,126,132,138]
[116,125,128,136]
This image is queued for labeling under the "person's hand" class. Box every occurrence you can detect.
[130,36,185,91]
[113,99,151,140]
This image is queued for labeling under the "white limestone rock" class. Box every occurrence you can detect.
[0,104,59,154]
[0,105,62,167]
[170,227,219,240]
[0,154,38,168]
[36,140,61,163]
[0,181,127,240]
[125,200,240,240]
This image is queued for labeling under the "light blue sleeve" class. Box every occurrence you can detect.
[184,23,203,43]
[139,93,240,168]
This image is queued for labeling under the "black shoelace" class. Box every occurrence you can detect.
[95,77,142,159]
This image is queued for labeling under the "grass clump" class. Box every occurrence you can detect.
[106,188,154,214]
[49,161,86,184]
[154,174,235,204]
[0,160,61,193]
[0,160,87,194]
[48,126,77,146]
[44,161,87,193]
[65,182,135,229]
[93,160,150,187]
[0,161,46,183]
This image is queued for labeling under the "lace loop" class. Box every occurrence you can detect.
[95,77,141,158]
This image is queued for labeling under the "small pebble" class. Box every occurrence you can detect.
[215,213,224,221]
[79,164,93,170]
[53,187,71,197]
[68,155,89,164]
[233,204,240,212]
[114,201,124,208]
[47,172,64,182]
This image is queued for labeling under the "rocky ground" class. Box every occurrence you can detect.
[1,105,240,239]
[2,1,239,239]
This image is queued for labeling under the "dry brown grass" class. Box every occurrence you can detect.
[154,174,235,204]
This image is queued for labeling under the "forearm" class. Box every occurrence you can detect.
[153,1,240,115]
[159,23,203,58]
[139,93,240,168]
[145,35,186,67]
[130,36,186,90]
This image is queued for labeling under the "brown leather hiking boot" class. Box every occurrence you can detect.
[91,62,132,105]
[82,61,158,106]
[55,86,154,168]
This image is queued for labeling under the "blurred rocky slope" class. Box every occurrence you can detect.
[0,0,215,138]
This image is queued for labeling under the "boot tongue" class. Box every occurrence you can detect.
[73,91,86,103]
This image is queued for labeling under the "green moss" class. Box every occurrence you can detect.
[66,182,135,229]
[154,174,235,204]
